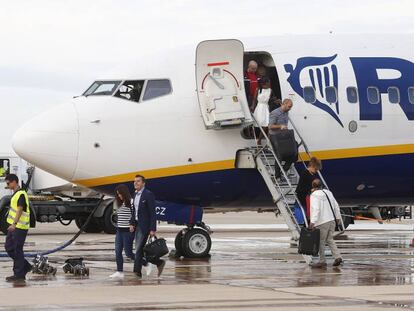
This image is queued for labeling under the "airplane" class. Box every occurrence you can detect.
[11,35,414,257]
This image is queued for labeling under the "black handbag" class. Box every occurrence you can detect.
[298,227,320,256]
[143,236,169,259]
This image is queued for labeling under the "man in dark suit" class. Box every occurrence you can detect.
[129,175,165,278]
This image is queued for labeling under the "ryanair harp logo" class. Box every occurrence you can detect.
[284,55,343,127]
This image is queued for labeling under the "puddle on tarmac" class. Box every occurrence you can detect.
[0,230,413,290]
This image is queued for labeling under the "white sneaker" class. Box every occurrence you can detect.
[109,271,124,279]
[144,263,154,276]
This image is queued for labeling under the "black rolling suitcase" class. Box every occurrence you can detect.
[298,227,320,256]
[269,130,298,161]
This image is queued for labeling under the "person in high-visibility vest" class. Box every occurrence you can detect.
[4,174,32,282]
[0,166,5,177]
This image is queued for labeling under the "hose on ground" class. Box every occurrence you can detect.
[0,195,105,258]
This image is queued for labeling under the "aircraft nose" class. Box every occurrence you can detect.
[12,103,79,181]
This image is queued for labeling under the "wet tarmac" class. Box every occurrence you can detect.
[0,213,413,310]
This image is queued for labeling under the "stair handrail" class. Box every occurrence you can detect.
[288,117,345,233]
[288,117,330,190]
[251,114,308,228]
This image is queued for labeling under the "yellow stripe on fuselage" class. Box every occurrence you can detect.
[300,143,414,161]
[74,143,414,188]
[76,159,235,188]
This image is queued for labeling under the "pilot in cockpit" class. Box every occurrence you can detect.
[129,83,142,102]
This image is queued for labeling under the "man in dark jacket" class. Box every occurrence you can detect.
[129,175,165,278]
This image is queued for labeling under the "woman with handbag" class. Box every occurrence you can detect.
[109,184,135,279]
[309,179,343,268]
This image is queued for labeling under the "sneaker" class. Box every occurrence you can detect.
[333,258,343,267]
[145,263,154,276]
[109,271,124,279]
[157,261,166,277]
[6,275,25,282]
[310,262,327,268]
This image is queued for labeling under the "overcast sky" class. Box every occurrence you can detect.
[0,0,413,153]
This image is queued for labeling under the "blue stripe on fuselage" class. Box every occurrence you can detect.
[93,153,414,206]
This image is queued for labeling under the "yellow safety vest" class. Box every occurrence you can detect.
[7,190,30,230]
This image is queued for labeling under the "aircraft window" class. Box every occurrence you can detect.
[346,87,358,103]
[114,80,145,102]
[83,81,121,96]
[142,79,172,101]
[387,87,400,104]
[325,86,337,104]
[367,87,380,104]
[408,87,414,104]
[303,86,316,103]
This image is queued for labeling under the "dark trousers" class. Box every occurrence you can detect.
[274,157,295,178]
[5,228,31,278]
[115,229,135,272]
[133,227,163,273]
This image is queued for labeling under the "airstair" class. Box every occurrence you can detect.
[237,116,345,264]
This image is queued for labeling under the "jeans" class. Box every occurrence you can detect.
[115,229,135,272]
[5,228,31,278]
[133,227,163,274]
[316,220,341,263]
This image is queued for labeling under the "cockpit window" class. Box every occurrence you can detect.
[142,79,172,101]
[114,80,145,102]
[83,81,121,96]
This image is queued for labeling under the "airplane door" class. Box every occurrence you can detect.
[196,39,252,129]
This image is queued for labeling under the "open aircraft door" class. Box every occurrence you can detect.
[196,39,252,129]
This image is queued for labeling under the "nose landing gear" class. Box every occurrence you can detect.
[174,223,212,258]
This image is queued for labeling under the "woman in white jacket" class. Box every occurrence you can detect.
[309,179,343,267]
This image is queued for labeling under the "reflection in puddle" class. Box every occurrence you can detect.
[0,229,413,290]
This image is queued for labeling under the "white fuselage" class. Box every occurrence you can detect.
[12,35,414,206]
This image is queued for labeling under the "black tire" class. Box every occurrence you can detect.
[75,217,102,233]
[0,208,9,235]
[182,228,211,258]
[174,231,184,255]
[102,204,116,234]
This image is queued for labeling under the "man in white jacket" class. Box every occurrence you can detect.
[309,179,343,267]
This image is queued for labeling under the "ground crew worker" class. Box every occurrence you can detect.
[4,174,32,282]
[0,166,5,177]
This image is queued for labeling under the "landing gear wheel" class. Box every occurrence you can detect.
[75,217,102,233]
[102,204,116,234]
[182,228,211,258]
[0,208,9,235]
[174,231,184,256]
